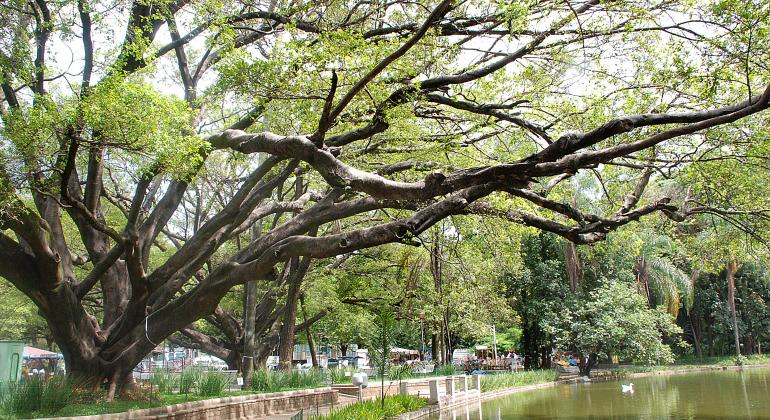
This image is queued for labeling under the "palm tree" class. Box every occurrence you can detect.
[632,231,693,316]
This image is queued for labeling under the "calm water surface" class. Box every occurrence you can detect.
[431,368,770,419]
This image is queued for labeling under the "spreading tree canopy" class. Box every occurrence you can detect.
[1,0,769,390]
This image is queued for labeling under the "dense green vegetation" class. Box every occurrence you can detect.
[148,368,231,397]
[0,376,250,419]
[0,377,72,418]
[479,371,559,393]
[252,368,327,392]
[311,395,427,420]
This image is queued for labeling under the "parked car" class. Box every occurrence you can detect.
[341,356,362,367]
[266,355,280,370]
[193,355,228,370]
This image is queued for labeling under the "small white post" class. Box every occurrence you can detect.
[445,375,455,397]
[429,380,440,404]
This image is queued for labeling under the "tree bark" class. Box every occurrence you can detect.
[300,294,318,368]
[727,258,741,357]
[689,308,702,359]
[564,241,582,292]
[242,280,258,387]
[242,221,262,388]
[278,257,305,370]
[578,352,598,377]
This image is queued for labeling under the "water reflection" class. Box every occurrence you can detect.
[431,368,770,419]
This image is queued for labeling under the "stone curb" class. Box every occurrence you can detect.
[40,387,336,420]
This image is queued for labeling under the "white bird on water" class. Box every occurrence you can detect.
[621,383,635,393]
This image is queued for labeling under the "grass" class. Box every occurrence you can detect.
[325,367,355,385]
[148,369,177,394]
[479,370,559,392]
[435,364,458,376]
[0,376,74,418]
[50,390,253,418]
[197,370,230,397]
[0,367,245,419]
[178,367,199,394]
[310,395,427,420]
[252,368,327,392]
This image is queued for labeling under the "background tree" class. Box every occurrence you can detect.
[546,281,684,376]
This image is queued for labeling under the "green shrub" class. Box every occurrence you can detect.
[0,376,74,417]
[326,367,354,385]
[389,365,411,381]
[479,370,558,392]
[252,368,272,392]
[197,370,230,397]
[312,394,427,420]
[436,364,457,376]
[251,369,326,392]
[149,369,177,394]
[179,367,201,394]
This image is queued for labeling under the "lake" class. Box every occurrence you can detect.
[430,367,770,419]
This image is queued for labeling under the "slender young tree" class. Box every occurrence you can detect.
[726,257,741,358]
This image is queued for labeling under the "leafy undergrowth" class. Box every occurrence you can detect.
[311,395,427,420]
[252,368,327,392]
[0,375,252,420]
[50,390,253,418]
[479,370,559,393]
[0,376,73,418]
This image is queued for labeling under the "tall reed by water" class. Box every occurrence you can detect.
[479,370,558,392]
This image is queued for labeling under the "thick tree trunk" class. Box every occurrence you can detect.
[744,336,754,355]
[578,353,598,377]
[278,256,308,370]
[689,309,702,358]
[564,241,582,292]
[299,295,318,368]
[431,333,440,364]
[242,221,263,388]
[278,297,298,370]
[242,280,258,388]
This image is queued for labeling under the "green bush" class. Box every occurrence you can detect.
[179,367,201,394]
[251,369,326,392]
[326,368,354,385]
[149,369,177,394]
[479,370,558,392]
[197,370,230,397]
[436,364,457,376]
[0,376,74,417]
[389,365,411,381]
[312,395,426,420]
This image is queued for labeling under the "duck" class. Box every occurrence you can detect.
[621,383,635,393]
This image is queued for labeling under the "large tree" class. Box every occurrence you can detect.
[1,0,769,393]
